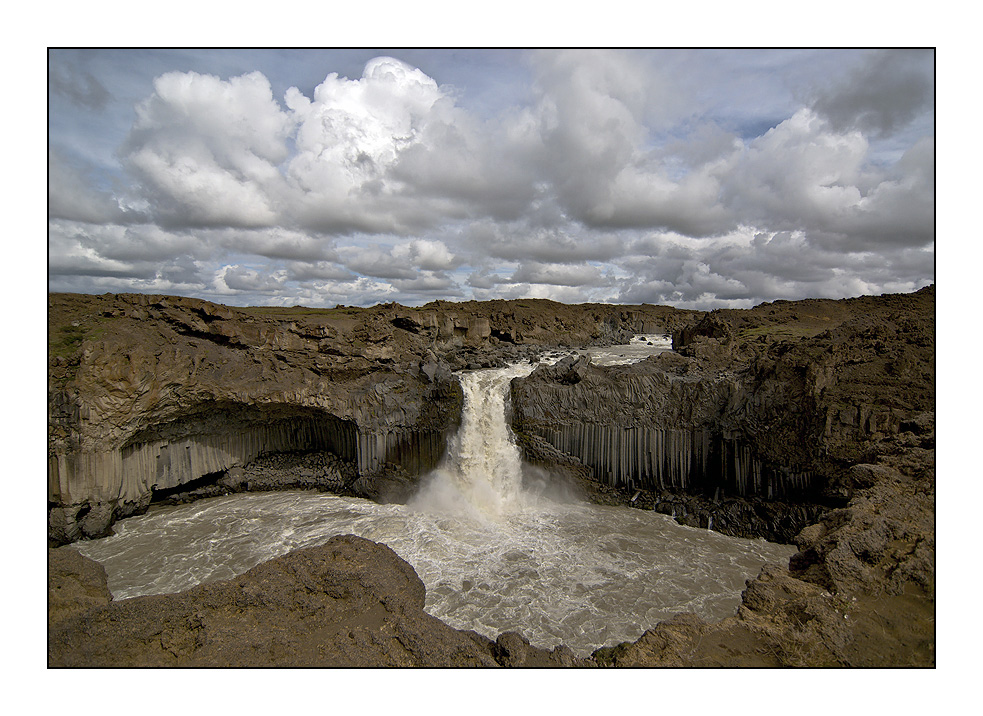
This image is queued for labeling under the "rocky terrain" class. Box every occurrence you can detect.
[48,292,696,543]
[47,286,934,666]
[512,287,935,544]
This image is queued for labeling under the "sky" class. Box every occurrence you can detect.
[47,48,935,309]
[30,22,968,701]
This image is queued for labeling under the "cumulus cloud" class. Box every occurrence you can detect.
[615,225,932,308]
[121,70,294,227]
[48,49,935,309]
[528,50,655,224]
[217,265,288,294]
[396,239,460,271]
[48,221,204,277]
[337,239,460,280]
[281,57,532,233]
[723,109,870,230]
[287,276,400,307]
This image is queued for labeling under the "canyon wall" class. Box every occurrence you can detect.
[47,287,935,666]
[510,287,935,539]
[48,288,933,545]
[48,292,693,543]
[512,356,818,500]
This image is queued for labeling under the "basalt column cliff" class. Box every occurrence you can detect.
[511,287,934,542]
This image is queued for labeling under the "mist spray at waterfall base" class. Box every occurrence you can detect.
[72,361,795,657]
[409,362,551,519]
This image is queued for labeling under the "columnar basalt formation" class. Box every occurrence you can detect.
[511,287,934,542]
[513,356,818,499]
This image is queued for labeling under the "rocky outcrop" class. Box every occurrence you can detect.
[47,293,694,544]
[48,535,590,667]
[514,354,820,499]
[511,351,824,540]
[511,286,935,542]
[595,461,935,667]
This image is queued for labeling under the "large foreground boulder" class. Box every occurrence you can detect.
[48,535,586,667]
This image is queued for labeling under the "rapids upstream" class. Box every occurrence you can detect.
[70,354,796,657]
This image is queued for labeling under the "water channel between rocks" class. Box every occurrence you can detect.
[70,338,796,657]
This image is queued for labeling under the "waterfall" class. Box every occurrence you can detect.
[410,363,537,519]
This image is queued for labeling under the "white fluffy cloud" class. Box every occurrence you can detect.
[121,70,293,227]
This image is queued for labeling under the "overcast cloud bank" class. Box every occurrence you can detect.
[48,49,934,308]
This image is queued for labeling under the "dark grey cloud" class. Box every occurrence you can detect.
[511,261,608,287]
[811,49,934,137]
[217,230,339,263]
[156,254,208,286]
[48,150,129,224]
[392,272,462,295]
[467,270,508,290]
[465,222,625,263]
[221,265,286,293]
[285,261,354,282]
[341,248,418,280]
[49,59,111,110]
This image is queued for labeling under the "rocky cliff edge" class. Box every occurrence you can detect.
[48,292,695,543]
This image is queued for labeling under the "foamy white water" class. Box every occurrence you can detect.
[71,491,792,656]
[70,359,794,656]
[584,334,673,366]
[410,362,538,519]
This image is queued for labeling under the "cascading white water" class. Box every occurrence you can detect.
[71,353,796,657]
[410,363,537,519]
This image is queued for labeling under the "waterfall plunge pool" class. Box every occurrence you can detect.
[69,489,794,657]
[70,355,795,657]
